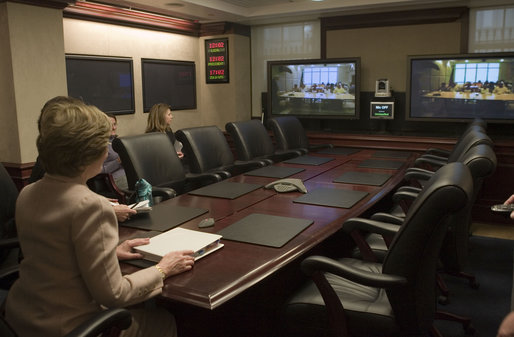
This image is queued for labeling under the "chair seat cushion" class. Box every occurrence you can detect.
[284,258,397,337]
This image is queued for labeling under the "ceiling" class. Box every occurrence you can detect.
[89,0,513,25]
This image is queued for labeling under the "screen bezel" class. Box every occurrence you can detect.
[370,101,394,119]
[406,52,514,123]
[267,58,360,120]
[65,54,135,115]
[141,58,197,112]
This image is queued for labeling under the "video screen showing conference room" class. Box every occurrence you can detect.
[408,53,514,121]
[268,59,359,119]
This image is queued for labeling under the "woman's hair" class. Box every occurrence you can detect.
[37,99,111,177]
[146,103,171,133]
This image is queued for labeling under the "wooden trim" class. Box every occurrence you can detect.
[0,0,73,9]
[321,7,468,31]
[2,161,35,191]
[200,22,250,37]
[63,1,200,36]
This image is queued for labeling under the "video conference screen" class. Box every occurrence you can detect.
[267,58,360,119]
[142,59,197,112]
[66,55,135,115]
[407,53,514,122]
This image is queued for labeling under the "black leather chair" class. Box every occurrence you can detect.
[267,116,332,154]
[225,120,301,163]
[176,125,267,178]
[112,133,222,198]
[1,308,132,337]
[282,162,473,337]
[421,118,486,159]
[0,164,19,292]
[413,129,492,171]
[87,173,127,204]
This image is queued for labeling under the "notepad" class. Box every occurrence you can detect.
[134,228,223,262]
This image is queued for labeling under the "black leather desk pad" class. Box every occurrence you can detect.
[283,155,334,166]
[317,147,361,155]
[372,150,411,159]
[334,171,392,186]
[293,188,369,208]
[123,231,161,268]
[188,181,262,199]
[217,213,313,248]
[358,159,404,170]
[244,166,305,178]
[120,205,208,232]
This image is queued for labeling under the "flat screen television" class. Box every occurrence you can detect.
[267,58,360,119]
[66,55,135,115]
[407,53,514,122]
[142,59,196,111]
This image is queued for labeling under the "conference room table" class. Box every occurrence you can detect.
[119,147,419,313]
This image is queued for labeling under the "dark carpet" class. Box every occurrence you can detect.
[434,235,514,337]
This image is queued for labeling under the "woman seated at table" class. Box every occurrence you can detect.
[146,103,184,158]
[5,99,195,337]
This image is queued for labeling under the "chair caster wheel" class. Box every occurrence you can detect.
[438,295,449,305]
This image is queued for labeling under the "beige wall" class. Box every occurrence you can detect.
[0,3,67,164]
[326,22,462,92]
[63,18,251,139]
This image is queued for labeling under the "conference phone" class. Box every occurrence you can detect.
[264,178,307,193]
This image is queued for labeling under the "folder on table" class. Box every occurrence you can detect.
[135,227,223,262]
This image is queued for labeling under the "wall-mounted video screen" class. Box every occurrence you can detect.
[142,59,196,111]
[267,58,360,119]
[407,53,514,122]
[66,55,135,115]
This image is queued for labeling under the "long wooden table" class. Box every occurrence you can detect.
[119,148,417,310]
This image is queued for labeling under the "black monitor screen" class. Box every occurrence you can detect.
[66,55,135,115]
[407,53,514,122]
[267,58,360,119]
[142,59,196,111]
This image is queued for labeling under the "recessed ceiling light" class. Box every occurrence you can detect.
[312,0,325,2]
[165,2,184,7]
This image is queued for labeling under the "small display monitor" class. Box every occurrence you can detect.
[370,101,394,119]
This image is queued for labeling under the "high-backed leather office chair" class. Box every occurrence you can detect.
[282,162,473,337]
[225,120,301,163]
[0,164,19,292]
[176,125,267,178]
[267,116,332,154]
[1,308,132,337]
[422,118,486,159]
[112,133,222,198]
[414,129,492,171]
[87,173,127,204]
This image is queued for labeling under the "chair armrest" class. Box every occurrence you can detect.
[413,155,446,170]
[308,143,333,151]
[342,217,401,237]
[404,167,435,182]
[65,308,132,337]
[370,212,404,225]
[185,172,223,184]
[231,160,267,174]
[271,149,302,162]
[391,189,419,204]
[424,148,450,158]
[151,186,177,200]
[301,255,407,289]
[0,237,19,250]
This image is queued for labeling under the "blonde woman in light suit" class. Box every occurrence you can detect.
[6,99,194,337]
[146,103,184,158]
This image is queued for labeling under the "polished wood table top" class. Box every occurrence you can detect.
[119,148,417,309]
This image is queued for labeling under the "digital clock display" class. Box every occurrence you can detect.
[205,38,229,83]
